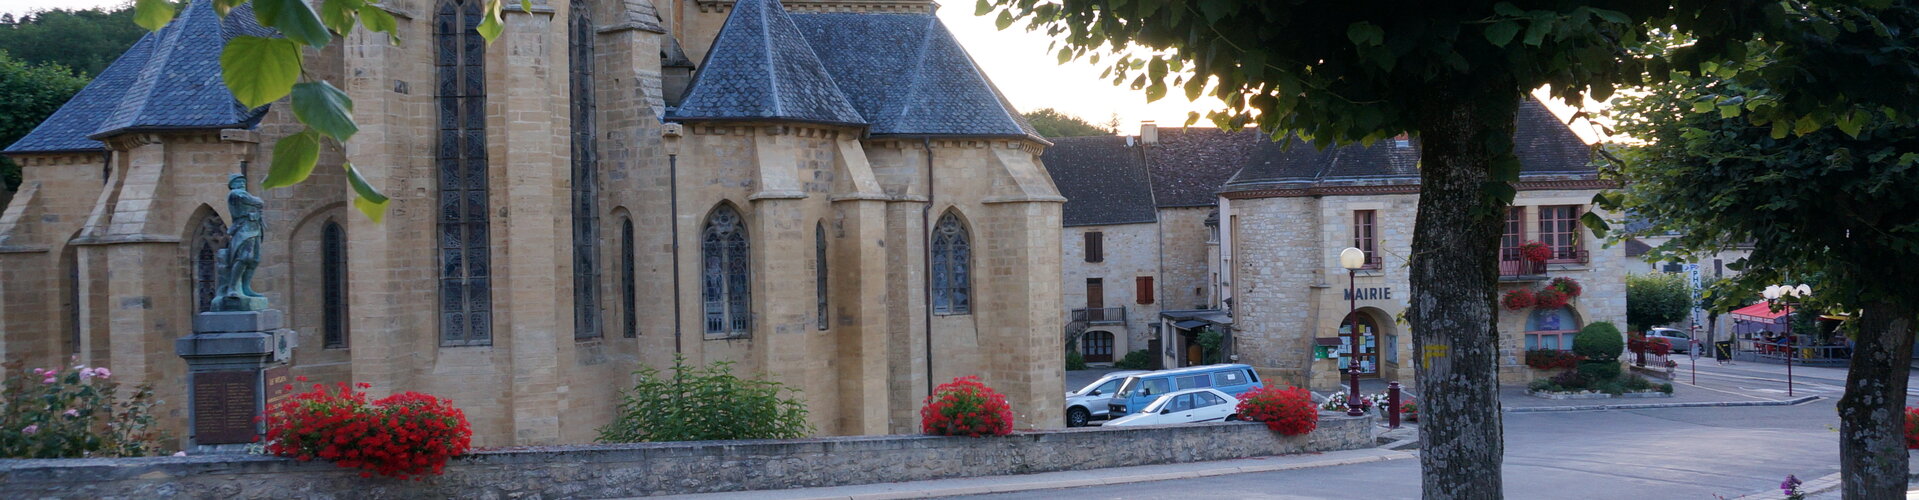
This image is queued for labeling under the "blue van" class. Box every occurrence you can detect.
[1106,364,1263,418]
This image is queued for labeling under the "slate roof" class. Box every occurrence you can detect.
[5,0,273,155]
[1221,98,1596,192]
[670,0,1042,141]
[669,0,864,126]
[1040,136,1157,227]
[1142,127,1264,207]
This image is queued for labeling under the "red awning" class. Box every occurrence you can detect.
[1730,302,1790,322]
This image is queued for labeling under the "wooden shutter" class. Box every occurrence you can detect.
[1085,231,1103,262]
[1136,276,1154,305]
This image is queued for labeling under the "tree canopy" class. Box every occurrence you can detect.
[0,5,151,77]
[1023,108,1109,137]
[1625,273,1692,333]
[0,51,89,193]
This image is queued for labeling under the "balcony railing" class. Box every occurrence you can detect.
[1499,258,1546,279]
[1071,306,1127,325]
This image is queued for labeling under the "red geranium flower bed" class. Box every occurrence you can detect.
[1501,289,1536,311]
[1234,385,1318,436]
[1905,407,1919,449]
[1549,277,1582,298]
[264,378,472,479]
[921,376,1014,437]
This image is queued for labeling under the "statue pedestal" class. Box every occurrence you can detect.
[175,309,296,454]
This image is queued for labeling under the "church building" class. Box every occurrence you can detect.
[0,0,1065,446]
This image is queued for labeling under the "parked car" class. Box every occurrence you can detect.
[1106,364,1262,419]
[1065,370,1149,427]
[1104,388,1242,427]
[1645,327,1696,354]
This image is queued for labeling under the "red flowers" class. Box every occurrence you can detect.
[1905,407,1919,450]
[1548,277,1582,298]
[1501,289,1536,311]
[1525,349,1584,370]
[1534,289,1569,309]
[263,381,472,480]
[1233,385,1318,436]
[1519,241,1552,263]
[921,376,1014,437]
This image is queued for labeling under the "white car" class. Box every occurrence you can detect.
[1065,370,1149,427]
[1103,388,1241,427]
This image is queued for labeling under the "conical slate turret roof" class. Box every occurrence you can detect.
[668,0,865,126]
[5,0,275,154]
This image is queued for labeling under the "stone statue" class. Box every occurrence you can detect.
[213,174,267,311]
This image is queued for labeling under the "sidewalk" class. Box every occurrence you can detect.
[643,448,1415,500]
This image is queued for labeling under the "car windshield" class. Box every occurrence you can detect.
[1115,377,1139,398]
[1075,377,1115,395]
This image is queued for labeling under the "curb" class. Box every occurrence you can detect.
[1504,395,1820,413]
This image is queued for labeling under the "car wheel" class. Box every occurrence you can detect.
[1225,414,1241,422]
[1067,407,1091,427]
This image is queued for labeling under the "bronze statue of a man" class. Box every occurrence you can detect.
[213,174,266,311]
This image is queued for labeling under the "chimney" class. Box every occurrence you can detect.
[1140,121,1158,145]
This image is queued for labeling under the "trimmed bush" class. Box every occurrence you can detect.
[922,376,1014,437]
[1577,360,1621,382]
[1113,349,1153,369]
[1065,350,1087,371]
[1573,321,1625,362]
[1235,385,1318,436]
[600,356,812,443]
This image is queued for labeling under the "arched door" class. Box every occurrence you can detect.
[1083,331,1114,362]
[1340,312,1381,378]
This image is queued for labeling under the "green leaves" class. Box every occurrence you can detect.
[291,81,357,142]
[1346,22,1384,47]
[214,0,250,17]
[320,0,366,36]
[995,10,1014,30]
[975,0,993,16]
[345,162,390,222]
[1484,22,1520,47]
[359,4,401,44]
[254,0,331,48]
[476,0,507,42]
[133,0,176,31]
[221,36,302,109]
[263,129,321,189]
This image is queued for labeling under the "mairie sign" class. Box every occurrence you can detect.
[1343,287,1392,301]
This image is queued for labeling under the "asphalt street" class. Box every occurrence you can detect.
[1014,360,1914,499]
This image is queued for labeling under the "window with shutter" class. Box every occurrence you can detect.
[1136,276,1154,305]
[1085,231,1103,263]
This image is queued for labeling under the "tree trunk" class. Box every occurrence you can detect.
[1409,92,1517,500]
[1840,300,1915,499]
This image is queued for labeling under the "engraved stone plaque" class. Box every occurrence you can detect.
[192,370,258,445]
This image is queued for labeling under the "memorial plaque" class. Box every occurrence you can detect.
[264,365,293,419]
[192,370,258,445]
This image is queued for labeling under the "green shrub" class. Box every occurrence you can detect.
[599,356,811,443]
[1659,383,1674,394]
[1196,328,1224,364]
[1577,360,1621,382]
[1113,349,1152,369]
[1065,350,1087,371]
[1573,321,1625,362]
[1,360,166,458]
[1622,375,1653,391]
[1593,379,1626,396]
[1527,379,1555,392]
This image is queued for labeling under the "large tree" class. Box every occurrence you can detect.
[0,5,151,77]
[1612,45,1919,497]
[0,52,90,196]
[1625,273,1691,333]
[980,0,1918,497]
[1024,108,1110,137]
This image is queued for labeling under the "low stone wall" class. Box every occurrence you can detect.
[1,414,1374,499]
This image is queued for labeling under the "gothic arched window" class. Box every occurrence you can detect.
[191,215,229,314]
[321,221,348,349]
[701,205,749,335]
[931,211,971,315]
[436,0,493,346]
[621,217,637,338]
[816,221,827,330]
[569,0,600,341]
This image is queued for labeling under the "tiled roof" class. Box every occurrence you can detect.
[790,12,1040,140]
[5,0,272,155]
[1221,98,1596,192]
[1040,136,1156,227]
[1142,127,1263,207]
[668,0,865,126]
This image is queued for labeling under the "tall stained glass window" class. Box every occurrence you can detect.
[622,218,637,338]
[570,0,601,340]
[931,211,971,315]
[191,215,229,314]
[702,205,750,335]
[322,221,348,348]
[436,0,492,346]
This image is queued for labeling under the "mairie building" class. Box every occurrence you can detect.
[0,0,1065,446]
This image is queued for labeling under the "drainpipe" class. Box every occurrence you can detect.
[664,124,684,355]
[921,138,936,397]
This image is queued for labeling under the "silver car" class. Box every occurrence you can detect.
[1645,327,1696,354]
[1065,370,1149,427]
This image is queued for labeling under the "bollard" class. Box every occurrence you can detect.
[1387,382,1401,429]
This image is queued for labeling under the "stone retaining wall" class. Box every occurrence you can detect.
[0,414,1373,499]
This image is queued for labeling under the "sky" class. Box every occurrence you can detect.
[1,0,1607,143]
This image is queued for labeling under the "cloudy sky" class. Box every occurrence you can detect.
[2,0,1602,142]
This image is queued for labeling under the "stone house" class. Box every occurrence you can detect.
[0,0,1064,447]
[1214,99,1628,390]
[1040,136,1159,364]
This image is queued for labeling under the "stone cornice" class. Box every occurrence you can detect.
[1220,178,1616,200]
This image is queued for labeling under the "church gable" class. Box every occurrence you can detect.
[669,0,866,126]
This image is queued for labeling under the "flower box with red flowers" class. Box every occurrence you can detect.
[921,376,1014,437]
[263,378,472,480]
[1519,241,1553,263]
[1501,289,1536,311]
[1533,289,1569,309]
[1548,277,1582,297]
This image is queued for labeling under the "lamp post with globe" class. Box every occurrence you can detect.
[1761,284,1812,397]
[1339,247,1367,417]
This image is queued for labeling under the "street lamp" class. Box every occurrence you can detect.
[1339,247,1367,417]
[1761,283,1812,397]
